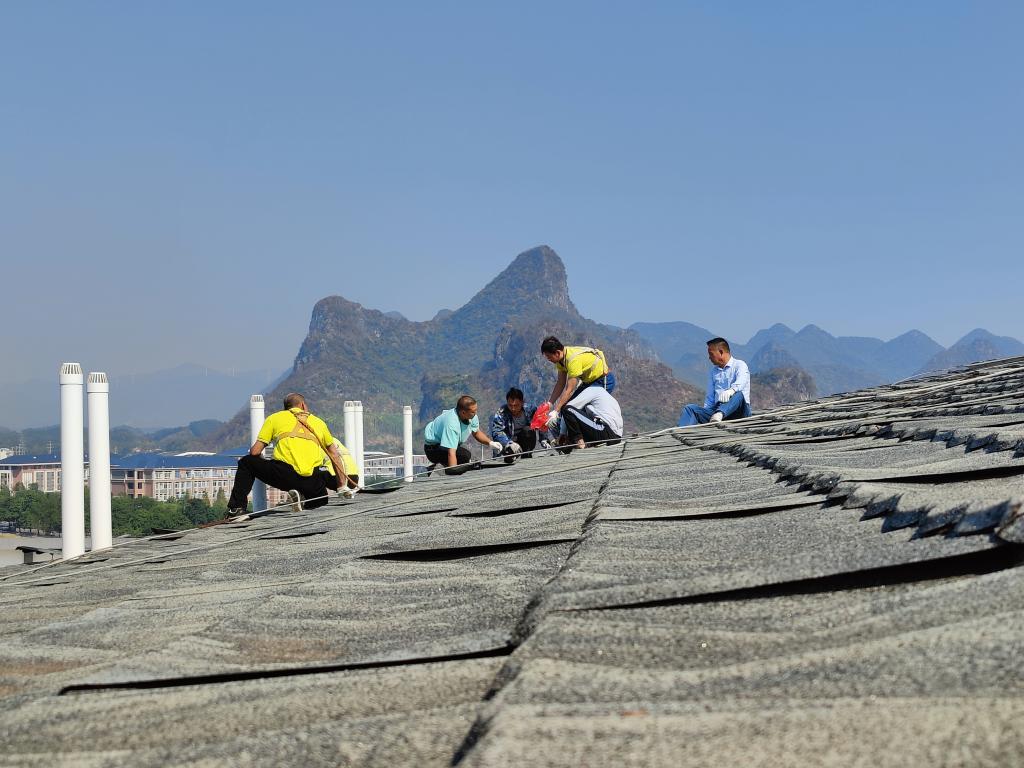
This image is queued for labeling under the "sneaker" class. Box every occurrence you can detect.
[286,489,304,512]
[709,411,724,423]
[227,508,249,520]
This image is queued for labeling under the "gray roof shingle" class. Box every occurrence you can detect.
[2,356,1023,766]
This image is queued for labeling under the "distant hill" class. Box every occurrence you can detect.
[918,329,1024,374]
[629,321,714,388]
[0,420,226,456]
[753,367,817,410]
[628,320,1018,397]
[209,246,702,450]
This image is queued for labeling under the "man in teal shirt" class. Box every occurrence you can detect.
[424,395,502,475]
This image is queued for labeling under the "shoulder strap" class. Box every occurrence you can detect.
[565,346,607,380]
[277,410,329,452]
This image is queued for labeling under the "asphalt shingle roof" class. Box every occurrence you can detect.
[1,356,1022,766]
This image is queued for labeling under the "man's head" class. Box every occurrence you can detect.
[456,395,478,424]
[505,387,525,416]
[283,392,307,411]
[541,336,565,364]
[706,338,732,368]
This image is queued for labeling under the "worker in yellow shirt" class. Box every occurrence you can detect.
[227,392,356,514]
[541,335,617,429]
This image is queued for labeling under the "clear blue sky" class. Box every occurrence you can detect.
[2,1,1021,387]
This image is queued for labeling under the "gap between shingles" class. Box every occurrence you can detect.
[564,543,1024,614]
[58,644,514,696]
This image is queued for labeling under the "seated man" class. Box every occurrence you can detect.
[424,395,502,475]
[227,392,353,515]
[553,384,623,451]
[678,337,752,426]
[541,336,616,429]
[489,387,551,463]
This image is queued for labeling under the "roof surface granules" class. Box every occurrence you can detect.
[2,356,1023,766]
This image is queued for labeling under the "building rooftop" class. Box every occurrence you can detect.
[109,452,239,469]
[0,452,240,469]
[1,356,1022,766]
[0,453,62,466]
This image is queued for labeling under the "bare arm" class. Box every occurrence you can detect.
[447,447,459,467]
[548,370,567,406]
[473,429,493,446]
[553,376,580,412]
[325,443,350,487]
[249,440,267,457]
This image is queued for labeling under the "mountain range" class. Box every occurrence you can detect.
[4,246,1020,453]
[630,322,1024,397]
[208,246,703,450]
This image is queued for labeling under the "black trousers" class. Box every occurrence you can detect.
[228,455,340,510]
[508,428,537,454]
[424,442,472,475]
[562,406,621,448]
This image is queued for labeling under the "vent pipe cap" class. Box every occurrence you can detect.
[87,372,109,393]
[59,362,83,385]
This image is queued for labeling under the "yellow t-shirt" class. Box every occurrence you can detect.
[257,409,340,477]
[556,346,609,383]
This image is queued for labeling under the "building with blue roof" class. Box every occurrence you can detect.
[0,451,241,502]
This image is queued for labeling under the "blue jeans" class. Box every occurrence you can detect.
[570,371,617,401]
[677,392,750,427]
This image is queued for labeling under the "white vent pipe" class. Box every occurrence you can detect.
[403,406,413,482]
[59,363,85,559]
[249,395,267,513]
[87,372,112,551]
[354,401,365,485]
[343,401,356,475]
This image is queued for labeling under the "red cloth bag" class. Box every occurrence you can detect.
[530,402,551,430]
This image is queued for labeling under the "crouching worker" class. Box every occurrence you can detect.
[490,387,551,463]
[424,395,502,475]
[227,392,353,515]
[541,336,616,430]
[550,385,623,451]
[678,337,752,427]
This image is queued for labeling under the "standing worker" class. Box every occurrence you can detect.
[424,395,503,475]
[541,336,616,430]
[227,392,355,515]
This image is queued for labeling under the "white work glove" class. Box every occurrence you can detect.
[489,441,503,453]
[717,388,735,404]
[546,410,560,429]
[508,441,522,454]
[539,439,552,450]
[341,486,358,500]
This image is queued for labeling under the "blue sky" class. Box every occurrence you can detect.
[2,1,1021,388]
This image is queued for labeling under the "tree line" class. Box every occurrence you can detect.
[0,485,229,537]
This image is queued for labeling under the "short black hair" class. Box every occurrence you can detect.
[283,392,305,409]
[456,395,477,412]
[541,336,564,354]
[706,337,731,352]
[505,387,524,402]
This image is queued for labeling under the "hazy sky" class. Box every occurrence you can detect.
[2,2,1021,387]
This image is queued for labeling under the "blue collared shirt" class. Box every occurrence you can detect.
[704,357,751,409]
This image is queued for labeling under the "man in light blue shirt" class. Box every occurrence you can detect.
[677,337,752,426]
[424,395,502,474]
